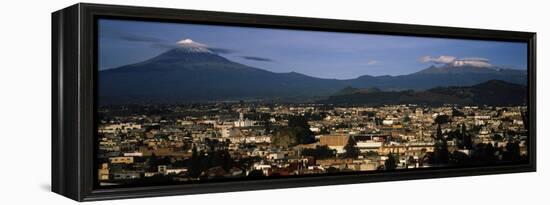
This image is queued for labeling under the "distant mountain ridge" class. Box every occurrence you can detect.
[318,80,527,106]
[99,44,527,104]
[335,86,381,95]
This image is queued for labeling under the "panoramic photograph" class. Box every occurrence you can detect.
[96,19,529,187]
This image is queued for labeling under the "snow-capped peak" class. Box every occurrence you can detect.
[177,38,203,46]
[175,38,213,53]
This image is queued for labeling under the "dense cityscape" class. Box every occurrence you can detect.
[97,103,528,186]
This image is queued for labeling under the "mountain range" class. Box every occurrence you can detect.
[318,80,527,106]
[99,42,527,104]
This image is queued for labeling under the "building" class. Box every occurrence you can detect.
[415,108,423,117]
[112,171,141,180]
[98,163,109,181]
[158,165,188,175]
[123,152,143,157]
[234,112,256,127]
[319,135,349,154]
[356,140,383,152]
[109,156,134,164]
[99,123,142,134]
[382,119,394,126]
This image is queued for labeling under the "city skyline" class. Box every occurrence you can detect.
[99,19,528,79]
[96,19,530,187]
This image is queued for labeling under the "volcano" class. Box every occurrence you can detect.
[98,39,527,104]
[98,39,343,104]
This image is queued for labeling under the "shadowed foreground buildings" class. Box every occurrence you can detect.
[97,104,528,186]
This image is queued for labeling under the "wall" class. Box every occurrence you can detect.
[0,0,547,204]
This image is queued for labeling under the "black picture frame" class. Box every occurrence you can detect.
[52,3,536,201]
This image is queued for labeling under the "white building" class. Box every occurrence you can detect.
[415,108,423,117]
[123,152,143,157]
[234,112,256,127]
[99,123,142,134]
[356,140,383,152]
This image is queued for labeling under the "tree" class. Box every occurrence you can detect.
[450,150,469,164]
[263,118,271,133]
[521,111,528,130]
[288,115,310,130]
[384,153,397,170]
[189,145,202,177]
[326,167,340,173]
[503,141,521,162]
[343,136,359,159]
[259,113,272,133]
[492,134,503,141]
[432,124,449,164]
[247,170,265,178]
[452,108,465,117]
[273,127,311,147]
[403,115,411,123]
[461,124,473,149]
[146,152,161,172]
[472,143,497,163]
[434,115,451,124]
[295,127,315,144]
[319,127,331,135]
[272,128,292,147]
[273,116,315,147]
[301,145,336,159]
[407,156,417,168]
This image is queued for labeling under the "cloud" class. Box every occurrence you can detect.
[104,31,239,54]
[103,31,179,50]
[101,28,165,43]
[420,55,456,64]
[116,34,164,43]
[366,60,379,66]
[420,55,493,68]
[209,47,237,54]
[452,58,492,68]
[241,56,273,62]
[460,57,490,63]
[151,43,179,49]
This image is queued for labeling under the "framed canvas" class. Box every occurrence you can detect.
[52,3,536,201]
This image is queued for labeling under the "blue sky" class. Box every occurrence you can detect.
[99,19,527,79]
